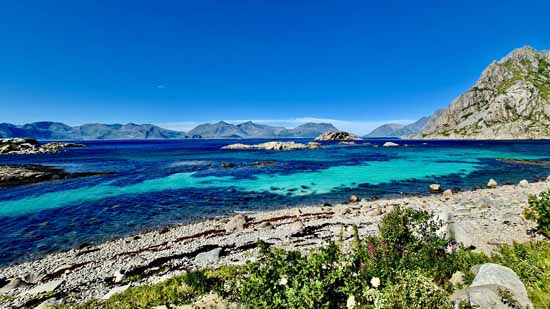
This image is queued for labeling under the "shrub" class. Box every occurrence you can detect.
[491,241,550,308]
[238,207,463,308]
[525,191,550,237]
[380,270,453,309]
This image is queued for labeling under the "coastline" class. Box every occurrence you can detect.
[1,179,549,306]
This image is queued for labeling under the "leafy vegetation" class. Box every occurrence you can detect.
[524,190,550,237]
[55,203,550,308]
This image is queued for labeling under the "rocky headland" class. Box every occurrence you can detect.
[0,138,84,155]
[0,165,111,187]
[1,178,548,307]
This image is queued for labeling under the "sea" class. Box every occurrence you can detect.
[1,138,550,265]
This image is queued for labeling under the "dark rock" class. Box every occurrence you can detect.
[0,164,112,187]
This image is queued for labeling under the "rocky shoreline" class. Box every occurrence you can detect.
[0,165,112,187]
[0,179,549,307]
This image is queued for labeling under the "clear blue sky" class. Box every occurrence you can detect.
[1,1,549,134]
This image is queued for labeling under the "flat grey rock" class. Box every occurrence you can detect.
[194,247,222,265]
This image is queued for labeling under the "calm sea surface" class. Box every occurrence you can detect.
[1,139,550,265]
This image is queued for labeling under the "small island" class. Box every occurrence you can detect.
[0,138,85,155]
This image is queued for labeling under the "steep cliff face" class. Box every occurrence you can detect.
[420,46,550,139]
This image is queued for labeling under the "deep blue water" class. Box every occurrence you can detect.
[1,139,550,265]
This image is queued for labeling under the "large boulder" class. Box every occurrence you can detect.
[224,214,247,233]
[487,179,498,188]
[451,263,533,309]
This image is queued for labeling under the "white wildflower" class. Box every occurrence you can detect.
[346,295,356,309]
[278,276,288,286]
[370,277,381,288]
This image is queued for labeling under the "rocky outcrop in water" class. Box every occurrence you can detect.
[417,46,550,139]
[0,138,84,155]
[314,131,361,141]
[0,165,111,187]
[222,141,320,151]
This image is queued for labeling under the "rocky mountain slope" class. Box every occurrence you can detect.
[418,46,550,139]
[0,122,188,140]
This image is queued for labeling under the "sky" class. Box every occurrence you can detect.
[1,1,549,135]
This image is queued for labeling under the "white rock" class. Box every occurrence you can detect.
[113,268,125,283]
[21,280,63,296]
[518,179,529,187]
[225,214,247,233]
[382,142,399,147]
[470,263,532,307]
[487,179,498,188]
[194,247,222,265]
[0,278,27,294]
[101,285,130,300]
[429,183,441,192]
[442,189,453,198]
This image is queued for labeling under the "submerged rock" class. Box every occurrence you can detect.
[0,164,110,187]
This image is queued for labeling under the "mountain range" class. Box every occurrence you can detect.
[187,121,338,138]
[366,116,430,138]
[0,121,339,140]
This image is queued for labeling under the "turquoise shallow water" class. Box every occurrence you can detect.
[0,146,543,217]
[1,139,550,264]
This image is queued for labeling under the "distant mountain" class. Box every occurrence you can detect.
[187,121,338,139]
[278,123,339,138]
[366,115,434,137]
[0,122,188,140]
[0,121,341,140]
[418,46,550,139]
